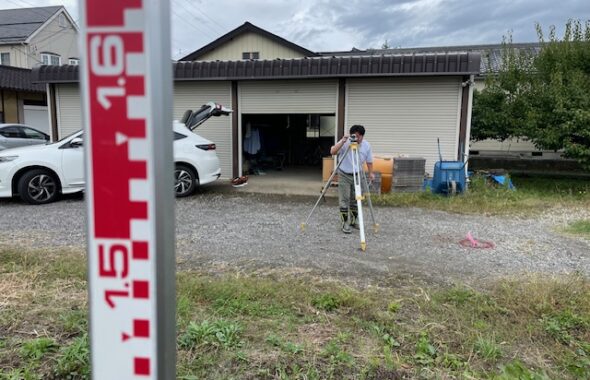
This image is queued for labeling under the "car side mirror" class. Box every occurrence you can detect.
[70,137,83,147]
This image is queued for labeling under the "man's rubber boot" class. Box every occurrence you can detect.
[340,208,352,234]
[350,208,359,229]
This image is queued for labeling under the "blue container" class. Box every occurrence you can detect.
[431,161,466,195]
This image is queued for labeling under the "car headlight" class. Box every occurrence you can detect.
[0,155,18,163]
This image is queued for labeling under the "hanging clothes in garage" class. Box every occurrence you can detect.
[243,122,261,154]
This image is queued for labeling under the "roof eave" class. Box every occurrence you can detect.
[33,52,481,83]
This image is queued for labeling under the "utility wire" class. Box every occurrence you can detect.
[175,0,227,35]
[170,6,217,41]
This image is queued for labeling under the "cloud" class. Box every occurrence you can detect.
[2,0,588,57]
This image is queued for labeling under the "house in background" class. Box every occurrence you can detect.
[0,5,79,68]
[0,6,78,134]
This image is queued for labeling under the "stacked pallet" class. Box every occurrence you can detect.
[392,157,425,192]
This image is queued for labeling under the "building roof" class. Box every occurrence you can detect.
[0,65,44,92]
[0,6,63,45]
[32,52,481,83]
[179,21,318,61]
[320,42,541,73]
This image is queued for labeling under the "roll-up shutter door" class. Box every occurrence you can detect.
[56,84,82,139]
[239,80,338,114]
[346,77,461,174]
[174,81,232,179]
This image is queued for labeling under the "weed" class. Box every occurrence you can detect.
[414,333,437,366]
[60,309,88,335]
[176,294,193,322]
[265,334,303,354]
[368,323,400,350]
[322,339,354,366]
[542,309,589,344]
[474,320,489,331]
[178,319,243,349]
[375,174,590,216]
[495,360,550,379]
[54,334,90,379]
[438,286,476,305]
[474,336,503,360]
[563,220,590,236]
[0,367,40,380]
[20,337,57,361]
[439,352,466,370]
[564,348,590,378]
[312,293,341,312]
[387,301,401,313]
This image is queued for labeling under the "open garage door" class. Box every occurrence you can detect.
[238,80,338,177]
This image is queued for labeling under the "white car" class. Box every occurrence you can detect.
[0,124,50,151]
[0,102,231,205]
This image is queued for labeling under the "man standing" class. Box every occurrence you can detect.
[330,125,375,234]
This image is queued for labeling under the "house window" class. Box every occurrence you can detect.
[58,14,66,27]
[0,52,9,66]
[242,51,260,60]
[69,58,79,65]
[41,53,61,65]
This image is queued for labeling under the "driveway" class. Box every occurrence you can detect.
[0,191,588,284]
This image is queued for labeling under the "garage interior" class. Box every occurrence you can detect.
[242,113,335,179]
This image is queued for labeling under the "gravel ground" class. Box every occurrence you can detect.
[1,191,589,285]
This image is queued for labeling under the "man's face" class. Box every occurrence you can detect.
[352,132,364,143]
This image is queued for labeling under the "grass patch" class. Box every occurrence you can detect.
[374,174,590,215]
[563,220,590,237]
[1,246,590,379]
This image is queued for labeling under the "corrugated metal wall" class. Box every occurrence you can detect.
[239,80,338,114]
[173,81,232,179]
[346,77,461,175]
[56,84,82,138]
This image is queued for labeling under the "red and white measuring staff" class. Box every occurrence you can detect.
[79,1,175,378]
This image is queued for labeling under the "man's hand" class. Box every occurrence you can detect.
[369,172,375,182]
[331,134,350,155]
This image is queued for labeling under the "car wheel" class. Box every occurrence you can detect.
[174,164,197,197]
[18,169,60,205]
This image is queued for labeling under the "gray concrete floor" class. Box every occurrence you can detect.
[203,167,338,197]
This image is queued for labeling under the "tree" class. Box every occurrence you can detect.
[471,20,590,169]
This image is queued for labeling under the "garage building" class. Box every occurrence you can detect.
[32,22,480,182]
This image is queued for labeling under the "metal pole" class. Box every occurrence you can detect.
[301,144,351,230]
[360,170,379,233]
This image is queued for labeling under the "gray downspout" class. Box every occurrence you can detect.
[464,74,475,172]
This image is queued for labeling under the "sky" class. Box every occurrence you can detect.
[1,0,588,59]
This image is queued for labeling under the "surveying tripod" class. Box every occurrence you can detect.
[301,137,379,252]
